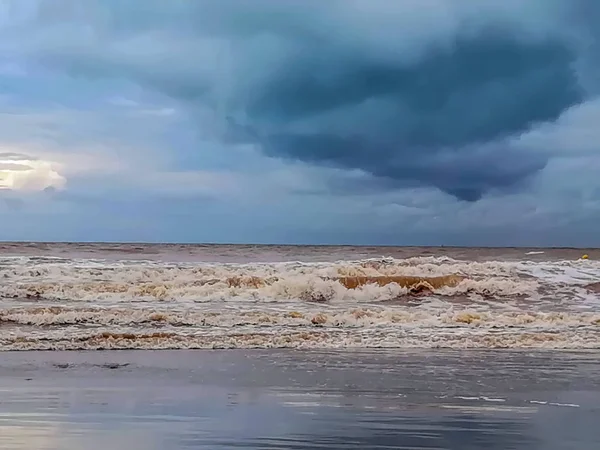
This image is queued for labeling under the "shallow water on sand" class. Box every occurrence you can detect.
[0,350,599,449]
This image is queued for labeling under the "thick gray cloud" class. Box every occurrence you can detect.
[8,0,593,201]
[252,34,581,201]
[0,0,599,244]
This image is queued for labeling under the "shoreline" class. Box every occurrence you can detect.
[1,347,599,353]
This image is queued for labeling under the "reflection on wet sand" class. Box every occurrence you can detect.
[0,350,599,449]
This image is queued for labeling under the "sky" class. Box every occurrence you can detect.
[0,0,599,246]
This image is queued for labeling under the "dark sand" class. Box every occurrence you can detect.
[1,350,599,449]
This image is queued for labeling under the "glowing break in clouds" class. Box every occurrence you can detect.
[0,152,66,192]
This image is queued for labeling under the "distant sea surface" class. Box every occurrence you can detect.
[1,242,599,351]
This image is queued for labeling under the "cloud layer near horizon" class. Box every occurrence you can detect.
[0,0,599,245]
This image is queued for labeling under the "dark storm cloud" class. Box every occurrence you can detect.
[236,32,582,201]
[10,0,597,201]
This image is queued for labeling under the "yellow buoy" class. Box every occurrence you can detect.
[582,254,589,260]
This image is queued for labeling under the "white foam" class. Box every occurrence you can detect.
[529,400,580,408]
[3,255,595,304]
[1,256,600,350]
[454,396,506,402]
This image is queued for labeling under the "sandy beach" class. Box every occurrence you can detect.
[1,349,599,449]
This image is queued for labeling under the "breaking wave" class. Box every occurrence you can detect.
[0,256,554,303]
[1,255,599,350]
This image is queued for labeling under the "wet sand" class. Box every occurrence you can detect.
[1,350,599,449]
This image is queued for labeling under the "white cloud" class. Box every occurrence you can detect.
[0,152,65,191]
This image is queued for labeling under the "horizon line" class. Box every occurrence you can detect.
[0,240,597,250]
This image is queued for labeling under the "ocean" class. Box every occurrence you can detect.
[0,243,599,351]
[1,243,600,449]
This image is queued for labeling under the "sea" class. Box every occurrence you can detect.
[0,242,599,351]
[1,243,600,449]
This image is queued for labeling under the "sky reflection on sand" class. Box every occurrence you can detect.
[0,350,599,449]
